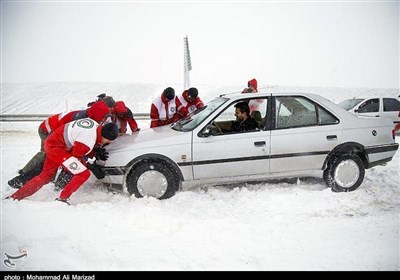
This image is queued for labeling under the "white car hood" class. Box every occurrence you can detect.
[104,125,191,166]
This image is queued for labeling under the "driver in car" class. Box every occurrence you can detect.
[231,101,259,132]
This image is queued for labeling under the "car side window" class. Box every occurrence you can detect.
[211,98,268,134]
[383,98,400,112]
[276,96,318,129]
[357,98,379,113]
[249,98,268,129]
[317,105,339,125]
[275,96,338,129]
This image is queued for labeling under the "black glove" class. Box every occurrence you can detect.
[94,147,109,161]
[87,164,106,179]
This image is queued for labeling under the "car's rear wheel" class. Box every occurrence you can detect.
[126,161,179,199]
[323,153,365,192]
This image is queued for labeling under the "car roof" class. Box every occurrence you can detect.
[340,96,400,102]
[220,91,325,99]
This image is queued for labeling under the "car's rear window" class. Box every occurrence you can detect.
[338,98,364,110]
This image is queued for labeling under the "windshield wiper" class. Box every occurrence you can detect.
[171,118,193,131]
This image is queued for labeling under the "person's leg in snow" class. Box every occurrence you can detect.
[8,127,49,188]
[10,156,59,200]
[58,169,90,200]
[10,145,90,202]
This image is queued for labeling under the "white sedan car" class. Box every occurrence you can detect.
[103,92,399,199]
[337,96,400,127]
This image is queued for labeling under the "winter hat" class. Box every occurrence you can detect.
[114,101,128,114]
[247,79,258,92]
[87,101,110,123]
[101,122,119,141]
[102,96,116,108]
[162,87,175,101]
[187,87,198,99]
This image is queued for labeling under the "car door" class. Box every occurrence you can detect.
[192,97,270,180]
[354,98,380,117]
[270,95,342,173]
[382,98,400,125]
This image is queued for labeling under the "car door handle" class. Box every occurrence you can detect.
[326,135,337,140]
[254,141,266,147]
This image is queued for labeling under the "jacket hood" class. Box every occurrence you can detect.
[114,101,128,114]
[248,79,258,92]
[87,101,110,123]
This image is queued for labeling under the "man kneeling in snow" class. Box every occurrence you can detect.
[9,120,119,205]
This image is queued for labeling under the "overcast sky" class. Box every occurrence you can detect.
[1,1,399,88]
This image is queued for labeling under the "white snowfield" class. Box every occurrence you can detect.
[1,83,399,271]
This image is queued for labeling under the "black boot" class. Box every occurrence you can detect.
[8,175,26,189]
[55,198,70,206]
[8,167,43,189]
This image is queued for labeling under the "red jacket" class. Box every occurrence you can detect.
[113,111,139,133]
[112,101,139,133]
[150,94,180,128]
[242,78,258,94]
[45,121,102,161]
[248,79,258,92]
[10,119,102,201]
[39,101,110,134]
[176,90,204,118]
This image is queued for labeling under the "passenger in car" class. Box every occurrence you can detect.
[150,87,181,128]
[231,101,259,132]
[250,110,263,127]
[176,87,204,119]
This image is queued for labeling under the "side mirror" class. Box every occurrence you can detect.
[200,124,219,137]
[354,109,359,113]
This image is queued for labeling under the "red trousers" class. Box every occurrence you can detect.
[11,147,90,201]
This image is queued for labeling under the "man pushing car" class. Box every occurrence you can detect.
[8,119,119,205]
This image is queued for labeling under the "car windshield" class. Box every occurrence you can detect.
[338,98,364,110]
[171,96,229,131]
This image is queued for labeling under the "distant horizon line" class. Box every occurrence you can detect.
[1,81,398,90]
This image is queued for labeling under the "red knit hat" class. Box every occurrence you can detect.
[114,101,128,114]
[87,101,110,123]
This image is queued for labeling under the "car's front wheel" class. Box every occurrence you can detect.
[125,161,179,199]
[323,153,365,192]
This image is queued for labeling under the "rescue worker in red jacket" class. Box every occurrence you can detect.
[242,78,258,93]
[9,120,119,204]
[150,87,181,128]
[112,101,140,134]
[176,87,204,119]
[8,101,111,189]
[242,78,262,112]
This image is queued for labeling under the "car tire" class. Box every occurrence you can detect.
[126,161,179,199]
[323,153,365,192]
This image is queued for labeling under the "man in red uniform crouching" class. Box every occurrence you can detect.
[9,119,119,205]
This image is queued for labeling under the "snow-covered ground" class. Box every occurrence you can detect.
[1,83,399,271]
